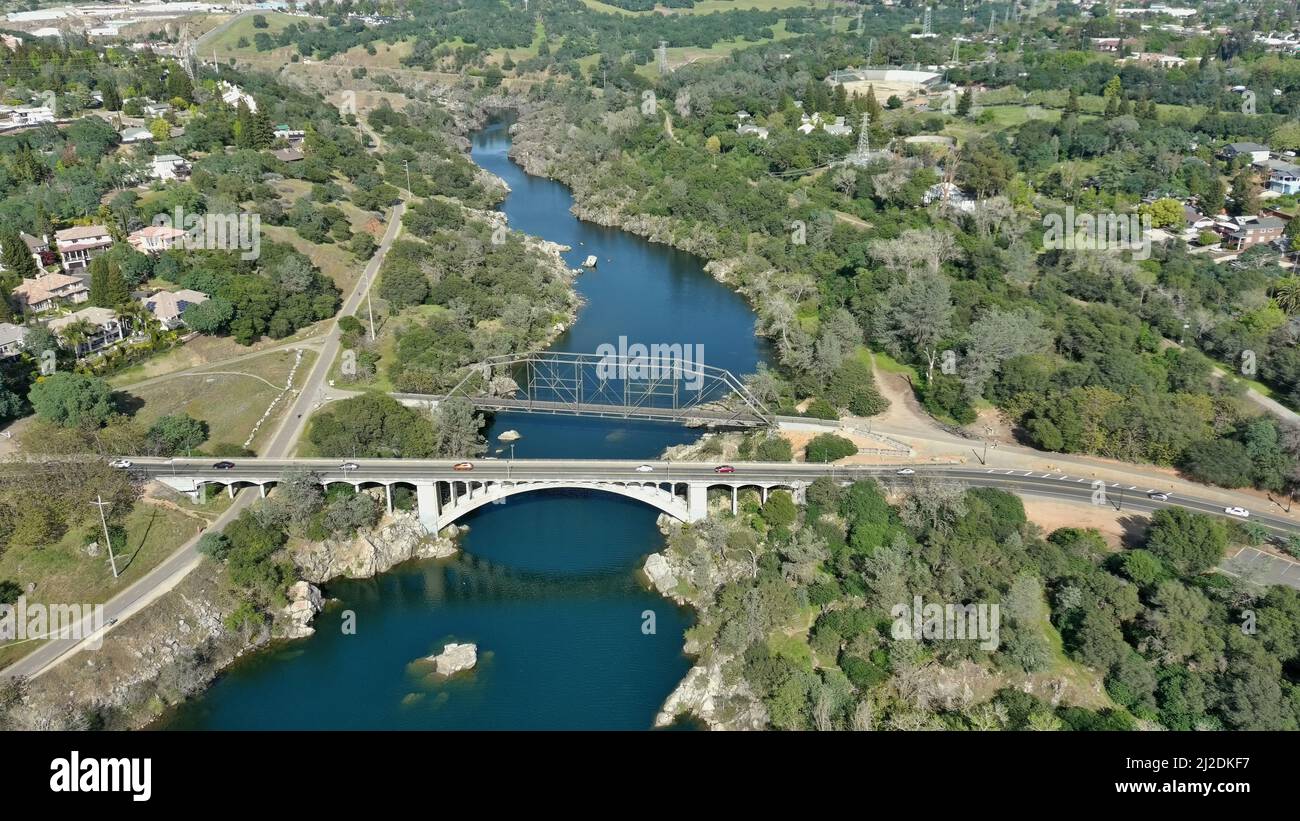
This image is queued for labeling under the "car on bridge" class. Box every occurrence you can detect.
[213,461,236,470]
[109,459,132,469]
[453,462,474,471]
[1225,506,1250,518]
[635,464,655,473]
[714,465,735,474]
[339,462,360,471]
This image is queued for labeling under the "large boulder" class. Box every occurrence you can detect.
[429,642,478,676]
[282,580,324,639]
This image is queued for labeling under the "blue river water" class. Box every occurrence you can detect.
[160,116,768,729]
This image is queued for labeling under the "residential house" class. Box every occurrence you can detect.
[923,182,975,212]
[1127,52,1188,68]
[11,272,90,313]
[54,225,113,272]
[150,153,190,181]
[0,322,27,359]
[0,232,56,275]
[271,147,304,163]
[736,123,769,140]
[120,126,153,143]
[141,102,171,118]
[823,116,853,136]
[1219,215,1286,250]
[141,288,208,330]
[274,124,305,144]
[218,81,257,112]
[128,225,187,254]
[46,306,125,357]
[1256,158,1300,195]
[1221,142,1271,164]
[0,105,55,130]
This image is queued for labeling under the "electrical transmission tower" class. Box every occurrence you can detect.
[922,5,932,36]
[855,9,863,35]
[179,23,197,79]
[866,37,877,65]
[656,40,669,75]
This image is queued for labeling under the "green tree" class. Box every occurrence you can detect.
[29,372,115,428]
[145,414,208,456]
[1146,508,1228,575]
[805,433,857,463]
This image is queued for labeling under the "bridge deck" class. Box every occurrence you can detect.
[393,393,770,426]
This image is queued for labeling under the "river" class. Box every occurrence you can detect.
[161,115,769,729]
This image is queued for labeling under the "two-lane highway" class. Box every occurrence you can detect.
[128,457,1300,537]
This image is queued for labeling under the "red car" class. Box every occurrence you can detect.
[714,465,736,474]
[452,462,474,471]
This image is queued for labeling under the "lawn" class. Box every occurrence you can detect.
[204,10,304,59]
[0,502,204,668]
[122,348,317,454]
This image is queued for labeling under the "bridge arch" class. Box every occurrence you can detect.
[422,479,694,533]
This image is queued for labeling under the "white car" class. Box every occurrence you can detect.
[635,464,655,473]
[1224,506,1251,518]
[339,462,360,471]
[1147,492,1169,502]
[109,459,132,469]
[895,468,916,476]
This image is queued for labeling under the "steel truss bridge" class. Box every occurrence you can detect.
[400,351,776,428]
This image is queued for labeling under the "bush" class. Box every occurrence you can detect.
[803,398,838,420]
[920,373,976,424]
[754,435,793,462]
[805,433,857,463]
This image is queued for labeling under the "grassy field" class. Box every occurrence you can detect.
[122,348,317,454]
[632,20,796,77]
[204,10,304,60]
[579,0,810,15]
[0,502,204,668]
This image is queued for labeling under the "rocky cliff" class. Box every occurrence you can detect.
[643,516,769,731]
[292,510,462,583]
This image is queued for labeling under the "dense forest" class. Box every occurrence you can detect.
[502,24,1300,496]
[661,478,1300,730]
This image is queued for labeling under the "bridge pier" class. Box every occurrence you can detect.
[416,482,440,533]
[731,486,737,516]
[687,484,708,522]
[385,483,393,515]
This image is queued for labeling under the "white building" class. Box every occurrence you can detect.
[54,225,113,272]
[150,153,190,181]
[219,81,257,112]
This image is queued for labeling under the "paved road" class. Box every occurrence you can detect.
[132,457,1300,538]
[1,202,407,682]
[263,200,405,457]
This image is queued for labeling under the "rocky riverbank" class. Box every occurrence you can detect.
[0,508,466,730]
[292,509,462,584]
[0,561,270,730]
[641,515,768,731]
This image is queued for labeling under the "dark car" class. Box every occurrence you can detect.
[212,461,236,470]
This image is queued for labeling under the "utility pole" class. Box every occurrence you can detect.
[404,159,412,194]
[367,289,376,341]
[91,495,119,578]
